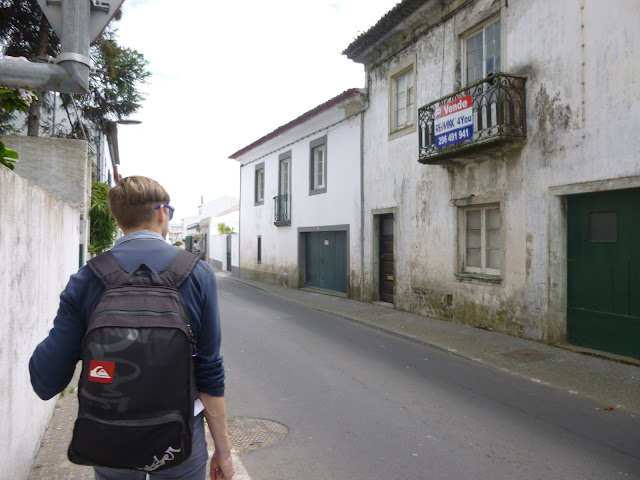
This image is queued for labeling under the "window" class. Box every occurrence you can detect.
[590,212,617,242]
[257,236,262,264]
[313,145,325,189]
[388,56,416,138]
[461,205,501,275]
[279,155,290,197]
[275,152,291,224]
[309,136,327,195]
[255,163,265,205]
[395,70,414,129]
[464,18,501,85]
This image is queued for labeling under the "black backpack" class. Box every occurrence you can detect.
[68,249,200,472]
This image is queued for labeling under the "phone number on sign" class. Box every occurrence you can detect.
[436,126,472,148]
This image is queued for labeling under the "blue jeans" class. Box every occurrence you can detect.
[93,413,208,480]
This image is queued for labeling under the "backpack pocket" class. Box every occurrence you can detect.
[68,411,190,472]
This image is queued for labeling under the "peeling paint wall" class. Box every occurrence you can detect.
[0,164,82,480]
[362,0,640,344]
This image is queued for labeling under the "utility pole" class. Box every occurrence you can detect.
[0,0,123,94]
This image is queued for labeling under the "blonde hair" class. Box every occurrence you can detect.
[107,176,170,230]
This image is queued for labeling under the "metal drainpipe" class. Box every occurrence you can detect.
[359,81,368,302]
[0,0,90,94]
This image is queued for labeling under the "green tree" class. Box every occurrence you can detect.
[218,223,235,234]
[69,31,150,131]
[88,180,118,255]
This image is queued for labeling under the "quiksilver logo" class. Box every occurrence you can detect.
[87,360,116,384]
[90,366,111,379]
[143,446,182,471]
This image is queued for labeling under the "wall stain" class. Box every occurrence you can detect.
[534,84,576,163]
[526,233,534,279]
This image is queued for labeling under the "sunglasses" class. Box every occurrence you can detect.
[154,204,175,220]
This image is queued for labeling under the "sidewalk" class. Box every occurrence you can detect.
[224,272,640,416]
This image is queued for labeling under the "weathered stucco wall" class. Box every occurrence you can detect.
[362,0,640,343]
[208,233,238,272]
[0,166,81,480]
[5,135,90,211]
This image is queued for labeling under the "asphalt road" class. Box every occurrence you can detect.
[217,276,640,480]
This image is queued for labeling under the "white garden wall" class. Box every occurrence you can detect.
[0,167,81,480]
[0,135,88,479]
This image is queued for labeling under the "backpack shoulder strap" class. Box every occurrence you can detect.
[160,250,200,289]
[87,251,128,288]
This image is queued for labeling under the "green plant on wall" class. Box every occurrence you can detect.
[1,82,37,169]
[0,140,18,170]
[218,222,234,234]
[89,180,118,255]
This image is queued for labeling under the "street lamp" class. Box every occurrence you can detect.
[105,119,142,183]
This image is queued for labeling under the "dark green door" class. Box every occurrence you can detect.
[567,188,640,359]
[306,231,347,293]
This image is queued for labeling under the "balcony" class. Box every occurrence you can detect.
[418,73,526,165]
[273,193,291,226]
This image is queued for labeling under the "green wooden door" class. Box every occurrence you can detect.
[306,231,347,293]
[567,188,640,359]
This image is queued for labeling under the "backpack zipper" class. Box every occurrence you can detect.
[93,309,196,346]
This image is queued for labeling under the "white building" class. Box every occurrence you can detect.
[181,196,238,238]
[204,204,240,273]
[168,223,183,245]
[343,0,640,359]
[231,89,367,297]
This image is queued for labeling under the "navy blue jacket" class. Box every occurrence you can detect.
[29,232,225,400]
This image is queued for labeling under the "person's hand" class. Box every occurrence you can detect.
[210,448,234,480]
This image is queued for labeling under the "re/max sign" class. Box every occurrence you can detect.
[434,95,474,148]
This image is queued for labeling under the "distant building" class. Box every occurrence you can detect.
[168,223,183,245]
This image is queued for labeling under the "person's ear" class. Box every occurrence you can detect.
[156,205,165,223]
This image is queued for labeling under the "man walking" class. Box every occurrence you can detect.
[29,176,235,480]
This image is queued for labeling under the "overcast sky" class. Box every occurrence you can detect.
[113,0,398,221]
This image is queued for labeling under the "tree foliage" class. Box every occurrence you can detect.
[74,31,150,130]
[0,0,60,59]
[89,180,118,255]
[0,140,18,169]
[218,223,235,234]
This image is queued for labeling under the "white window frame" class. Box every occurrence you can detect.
[309,136,327,195]
[388,56,417,140]
[279,156,290,196]
[462,17,501,86]
[313,145,325,190]
[459,203,502,277]
[254,163,265,205]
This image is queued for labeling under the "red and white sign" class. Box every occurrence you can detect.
[434,95,474,148]
[88,360,116,384]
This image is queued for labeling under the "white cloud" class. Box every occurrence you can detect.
[114,0,397,219]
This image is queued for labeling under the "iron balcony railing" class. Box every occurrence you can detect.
[273,193,291,225]
[418,73,526,164]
